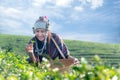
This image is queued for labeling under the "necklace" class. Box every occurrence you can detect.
[35,31,48,56]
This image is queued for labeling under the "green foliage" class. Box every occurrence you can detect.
[0,50,120,80]
[0,34,31,56]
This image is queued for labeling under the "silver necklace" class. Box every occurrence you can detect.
[35,31,48,55]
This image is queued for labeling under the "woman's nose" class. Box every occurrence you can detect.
[38,32,42,36]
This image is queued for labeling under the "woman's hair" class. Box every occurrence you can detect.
[47,30,52,44]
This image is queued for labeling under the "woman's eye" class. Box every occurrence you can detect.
[41,31,45,33]
[36,31,39,32]
[35,29,46,33]
[41,30,46,33]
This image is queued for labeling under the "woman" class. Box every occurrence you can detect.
[26,16,79,65]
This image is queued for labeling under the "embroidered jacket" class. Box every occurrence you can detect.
[28,33,70,62]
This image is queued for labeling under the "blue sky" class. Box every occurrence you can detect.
[0,0,120,44]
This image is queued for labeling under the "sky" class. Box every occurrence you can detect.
[0,0,120,44]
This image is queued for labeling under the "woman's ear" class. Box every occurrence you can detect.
[46,23,49,31]
[32,27,35,34]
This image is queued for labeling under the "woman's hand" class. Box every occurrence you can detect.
[68,56,80,65]
[26,44,36,63]
[73,58,80,65]
[26,44,33,53]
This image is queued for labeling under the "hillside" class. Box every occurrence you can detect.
[0,34,120,66]
[0,34,30,55]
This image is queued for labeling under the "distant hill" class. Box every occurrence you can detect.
[0,34,120,66]
[0,34,30,55]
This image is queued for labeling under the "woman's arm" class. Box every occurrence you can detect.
[54,34,80,64]
[26,43,36,63]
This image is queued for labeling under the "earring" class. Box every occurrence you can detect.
[32,27,35,34]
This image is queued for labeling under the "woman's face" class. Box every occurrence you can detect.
[35,28,46,41]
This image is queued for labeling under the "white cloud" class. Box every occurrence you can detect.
[0,6,34,35]
[78,0,104,9]
[0,19,21,29]
[0,6,22,19]
[61,32,120,43]
[0,6,22,29]
[32,0,51,7]
[74,6,84,12]
[86,0,91,2]
[32,0,73,8]
[54,0,73,7]
[0,18,32,35]
[61,33,106,43]
[49,21,62,32]
[91,0,104,9]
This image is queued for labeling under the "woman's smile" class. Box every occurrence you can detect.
[35,28,46,41]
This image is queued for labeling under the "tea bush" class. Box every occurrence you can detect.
[0,50,120,80]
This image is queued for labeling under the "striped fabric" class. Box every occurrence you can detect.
[28,33,70,62]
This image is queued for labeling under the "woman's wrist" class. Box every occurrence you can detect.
[68,56,80,64]
[27,50,33,53]
[28,52,33,54]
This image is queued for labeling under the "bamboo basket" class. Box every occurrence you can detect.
[49,58,74,72]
